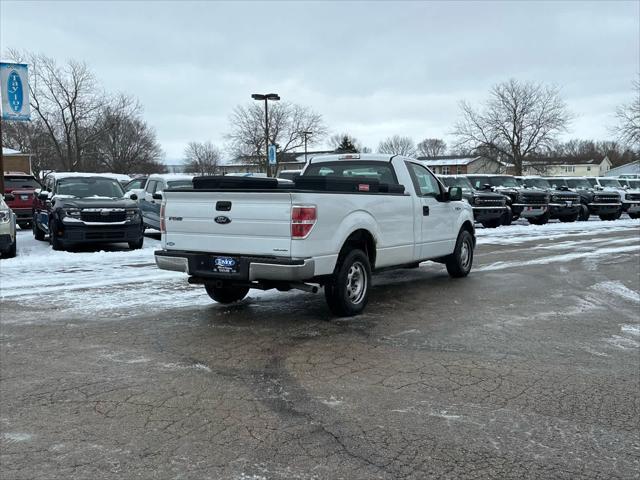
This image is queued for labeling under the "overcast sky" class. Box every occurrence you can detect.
[1,0,638,162]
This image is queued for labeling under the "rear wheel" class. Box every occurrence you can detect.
[324,249,371,317]
[33,214,45,241]
[445,229,474,278]
[204,283,249,304]
[577,204,590,221]
[629,213,639,219]
[3,238,17,258]
[528,212,550,225]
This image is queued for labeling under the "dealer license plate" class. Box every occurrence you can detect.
[20,195,29,200]
[212,256,239,274]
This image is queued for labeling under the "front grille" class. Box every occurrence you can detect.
[81,210,126,223]
[554,194,579,202]
[626,193,640,201]
[475,196,505,206]
[594,194,620,203]
[85,231,125,240]
[520,194,547,204]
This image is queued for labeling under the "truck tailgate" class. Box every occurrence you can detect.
[162,191,293,257]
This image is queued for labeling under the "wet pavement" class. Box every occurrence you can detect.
[1,224,639,479]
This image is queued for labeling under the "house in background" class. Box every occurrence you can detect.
[522,156,612,177]
[605,160,640,177]
[417,155,507,175]
[2,147,32,174]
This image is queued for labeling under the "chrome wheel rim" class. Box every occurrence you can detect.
[346,261,367,304]
[460,239,471,270]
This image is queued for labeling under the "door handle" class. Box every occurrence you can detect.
[423,206,430,216]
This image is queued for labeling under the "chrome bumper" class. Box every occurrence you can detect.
[249,259,315,281]
[155,255,189,273]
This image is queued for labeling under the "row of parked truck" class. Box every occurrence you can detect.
[1,157,638,262]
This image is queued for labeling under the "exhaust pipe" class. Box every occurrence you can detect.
[291,283,319,294]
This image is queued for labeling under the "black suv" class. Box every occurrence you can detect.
[33,173,144,251]
[466,175,550,225]
[546,177,622,221]
[439,175,510,227]
[519,176,581,222]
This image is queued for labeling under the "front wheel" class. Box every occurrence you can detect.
[528,212,550,225]
[599,213,617,221]
[33,214,45,241]
[17,221,30,230]
[324,249,371,317]
[500,208,513,226]
[445,229,474,278]
[559,212,579,223]
[3,238,17,258]
[629,212,639,219]
[49,220,66,251]
[204,283,249,304]
[481,218,501,228]
[128,236,144,250]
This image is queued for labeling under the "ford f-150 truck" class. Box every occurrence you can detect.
[155,154,476,316]
[546,177,622,221]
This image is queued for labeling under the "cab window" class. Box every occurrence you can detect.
[406,162,441,197]
[145,180,158,193]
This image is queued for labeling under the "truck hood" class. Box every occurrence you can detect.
[53,197,138,209]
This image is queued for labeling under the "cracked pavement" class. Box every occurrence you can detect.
[1,225,639,479]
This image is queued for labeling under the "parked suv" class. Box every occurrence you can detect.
[439,175,509,227]
[466,174,550,224]
[0,194,17,258]
[546,177,622,221]
[519,176,581,222]
[140,174,194,230]
[586,177,639,219]
[32,173,144,251]
[3,172,41,229]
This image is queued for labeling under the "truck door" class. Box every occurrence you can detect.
[141,180,158,227]
[405,162,456,259]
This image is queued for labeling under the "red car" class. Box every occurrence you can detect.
[3,172,41,229]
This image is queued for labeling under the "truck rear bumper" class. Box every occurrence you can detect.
[155,250,316,282]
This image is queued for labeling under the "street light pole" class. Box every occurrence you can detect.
[251,93,280,177]
[302,130,312,164]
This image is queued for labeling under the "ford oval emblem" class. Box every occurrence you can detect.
[7,70,23,113]
[215,215,231,224]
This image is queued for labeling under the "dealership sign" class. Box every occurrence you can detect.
[1,62,31,121]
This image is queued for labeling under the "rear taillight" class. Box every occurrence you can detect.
[291,205,317,239]
[160,203,166,233]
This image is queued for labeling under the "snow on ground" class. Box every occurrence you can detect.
[1,218,639,322]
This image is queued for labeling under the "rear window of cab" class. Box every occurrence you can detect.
[304,161,398,184]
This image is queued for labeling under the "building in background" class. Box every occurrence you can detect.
[522,156,612,177]
[417,156,507,175]
[2,147,32,174]
[605,160,640,177]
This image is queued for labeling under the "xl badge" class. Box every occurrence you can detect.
[215,215,231,225]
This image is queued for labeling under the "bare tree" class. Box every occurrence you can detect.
[226,101,327,171]
[184,141,222,175]
[416,138,447,157]
[613,78,640,149]
[453,79,572,175]
[92,95,165,174]
[377,135,415,156]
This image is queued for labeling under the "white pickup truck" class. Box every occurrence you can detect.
[155,154,476,316]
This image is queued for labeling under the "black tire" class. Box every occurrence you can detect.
[3,238,17,258]
[528,212,550,225]
[614,209,623,220]
[599,213,616,221]
[324,249,371,317]
[49,220,65,251]
[33,214,45,241]
[559,212,579,223]
[204,283,249,304]
[578,204,590,221]
[128,236,144,250]
[629,213,639,219]
[445,229,474,278]
[481,218,501,228]
[500,208,513,226]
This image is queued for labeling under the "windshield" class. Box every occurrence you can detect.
[167,180,192,189]
[628,179,640,189]
[524,178,551,189]
[125,178,146,191]
[440,176,473,190]
[586,177,597,187]
[598,178,622,188]
[304,161,398,184]
[565,178,592,189]
[56,177,125,198]
[5,176,41,189]
[468,176,519,188]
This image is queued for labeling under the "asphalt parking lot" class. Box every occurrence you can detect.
[1,221,639,480]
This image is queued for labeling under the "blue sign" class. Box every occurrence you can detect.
[268,144,277,165]
[1,63,31,121]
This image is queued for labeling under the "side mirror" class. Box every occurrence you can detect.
[152,193,163,200]
[448,186,463,201]
[129,193,138,201]
[482,183,492,191]
[38,192,50,200]
[4,193,15,202]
